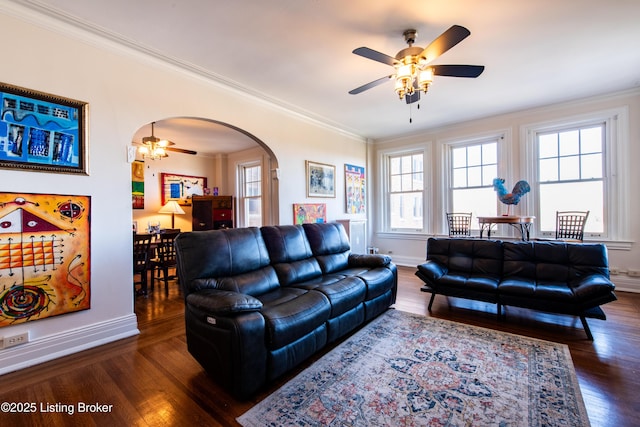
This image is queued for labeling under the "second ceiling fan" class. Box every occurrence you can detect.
[349,25,484,104]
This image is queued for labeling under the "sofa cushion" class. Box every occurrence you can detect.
[261,225,323,285]
[354,268,396,299]
[175,227,273,296]
[499,278,576,301]
[503,241,610,283]
[261,225,313,262]
[258,288,331,349]
[293,275,366,317]
[303,223,351,273]
[427,238,503,277]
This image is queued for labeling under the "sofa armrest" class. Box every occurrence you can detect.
[186,289,263,316]
[571,274,616,300]
[416,260,447,282]
[348,253,392,268]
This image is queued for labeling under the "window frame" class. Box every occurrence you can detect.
[522,107,630,245]
[237,160,263,228]
[378,144,430,234]
[441,131,510,235]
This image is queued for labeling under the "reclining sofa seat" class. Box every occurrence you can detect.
[302,223,398,321]
[174,222,397,399]
[175,227,331,399]
[261,224,367,343]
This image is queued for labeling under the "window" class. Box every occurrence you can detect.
[537,125,604,234]
[524,107,630,242]
[388,151,424,231]
[238,162,262,227]
[449,140,499,225]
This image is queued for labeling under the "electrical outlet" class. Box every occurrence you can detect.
[2,332,29,349]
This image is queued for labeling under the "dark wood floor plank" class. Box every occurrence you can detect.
[1,266,638,426]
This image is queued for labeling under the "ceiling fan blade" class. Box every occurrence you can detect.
[352,47,398,66]
[165,146,197,155]
[349,75,394,95]
[420,25,471,63]
[432,64,485,78]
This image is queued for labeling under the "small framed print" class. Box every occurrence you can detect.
[306,160,335,198]
[161,173,207,206]
[0,82,89,175]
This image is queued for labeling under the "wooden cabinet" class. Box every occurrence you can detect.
[336,219,367,254]
[192,196,234,231]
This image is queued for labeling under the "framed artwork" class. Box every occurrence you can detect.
[0,192,91,327]
[132,160,145,209]
[306,160,335,198]
[345,164,365,214]
[0,82,89,175]
[161,173,207,206]
[294,203,327,224]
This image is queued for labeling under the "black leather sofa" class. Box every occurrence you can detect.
[174,222,397,399]
[416,238,617,340]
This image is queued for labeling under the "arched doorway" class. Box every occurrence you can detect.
[131,117,279,233]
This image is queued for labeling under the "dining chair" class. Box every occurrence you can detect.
[150,230,180,294]
[133,233,153,296]
[556,211,589,242]
[446,212,473,237]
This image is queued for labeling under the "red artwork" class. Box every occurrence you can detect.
[0,193,91,327]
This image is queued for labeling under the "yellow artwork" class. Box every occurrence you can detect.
[0,192,91,327]
[293,203,326,224]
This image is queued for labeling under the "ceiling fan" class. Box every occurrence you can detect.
[349,25,484,104]
[136,122,197,160]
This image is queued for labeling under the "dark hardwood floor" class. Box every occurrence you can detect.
[1,266,639,426]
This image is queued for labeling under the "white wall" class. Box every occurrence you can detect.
[371,89,640,292]
[0,6,366,373]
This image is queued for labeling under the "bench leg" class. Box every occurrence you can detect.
[427,293,436,312]
[580,316,594,341]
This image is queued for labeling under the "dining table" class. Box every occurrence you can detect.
[477,215,535,241]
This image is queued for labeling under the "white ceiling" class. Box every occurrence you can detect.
[15,0,640,154]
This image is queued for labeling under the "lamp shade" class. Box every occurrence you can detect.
[158,200,186,215]
[158,200,185,228]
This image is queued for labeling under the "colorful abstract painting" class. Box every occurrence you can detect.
[132,160,144,209]
[293,203,326,225]
[0,192,91,327]
[345,164,365,214]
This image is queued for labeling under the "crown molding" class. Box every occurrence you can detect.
[2,0,365,143]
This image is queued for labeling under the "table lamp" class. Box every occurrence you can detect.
[158,200,185,229]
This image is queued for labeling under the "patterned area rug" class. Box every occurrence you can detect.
[238,309,590,427]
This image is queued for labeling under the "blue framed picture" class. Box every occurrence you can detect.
[0,82,88,175]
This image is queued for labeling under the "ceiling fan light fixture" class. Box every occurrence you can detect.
[418,67,434,91]
[139,122,174,160]
[350,25,483,109]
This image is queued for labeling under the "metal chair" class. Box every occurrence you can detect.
[150,230,180,294]
[133,233,153,296]
[446,212,473,237]
[555,211,589,242]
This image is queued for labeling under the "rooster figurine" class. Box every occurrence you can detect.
[492,178,530,216]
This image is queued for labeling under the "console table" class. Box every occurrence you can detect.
[477,216,535,241]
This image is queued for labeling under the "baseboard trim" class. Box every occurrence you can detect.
[609,275,640,293]
[389,255,424,268]
[0,314,140,375]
